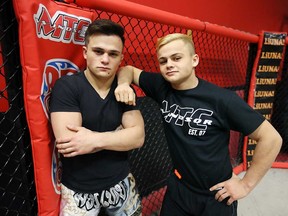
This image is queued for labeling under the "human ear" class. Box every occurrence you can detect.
[83,46,87,59]
[192,54,199,67]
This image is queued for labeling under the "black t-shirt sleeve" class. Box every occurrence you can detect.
[122,98,138,112]
[139,71,168,102]
[226,92,265,135]
[49,76,80,113]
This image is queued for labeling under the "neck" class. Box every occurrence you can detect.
[172,75,199,90]
[84,69,114,98]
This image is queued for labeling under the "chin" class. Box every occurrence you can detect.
[165,76,179,83]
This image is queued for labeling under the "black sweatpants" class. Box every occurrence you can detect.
[160,175,237,216]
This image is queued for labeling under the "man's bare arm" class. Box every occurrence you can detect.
[50,112,82,157]
[239,119,282,191]
[52,109,145,157]
[210,120,282,205]
[115,65,143,105]
[96,109,145,151]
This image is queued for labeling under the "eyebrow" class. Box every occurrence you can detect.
[92,47,121,54]
[159,53,182,60]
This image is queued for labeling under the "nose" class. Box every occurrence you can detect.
[166,58,174,69]
[101,53,109,64]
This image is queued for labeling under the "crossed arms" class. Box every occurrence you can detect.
[50,109,145,157]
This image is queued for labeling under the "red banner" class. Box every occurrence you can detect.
[245,31,286,169]
[12,0,97,215]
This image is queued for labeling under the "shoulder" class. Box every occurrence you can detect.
[54,72,83,88]
[140,71,170,89]
[198,79,243,112]
[52,72,84,98]
[138,71,170,101]
[199,78,234,96]
[57,72,82,82]
[140,71,166,84]
[140,71,162,77]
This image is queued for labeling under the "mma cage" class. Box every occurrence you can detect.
[0,0,288,215]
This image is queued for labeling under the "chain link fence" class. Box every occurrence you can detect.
[272,45,288,159]
[0,0,37,215]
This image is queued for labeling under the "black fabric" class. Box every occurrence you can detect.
[160,174,238,216]
[50,72,135,193]
[139,71,265,194]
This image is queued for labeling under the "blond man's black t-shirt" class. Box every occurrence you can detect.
[139,71,265,194]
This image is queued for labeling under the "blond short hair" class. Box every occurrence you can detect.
[156,33,196,54]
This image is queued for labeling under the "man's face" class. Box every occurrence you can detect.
[157,39,199,89]
[83,34,123,80]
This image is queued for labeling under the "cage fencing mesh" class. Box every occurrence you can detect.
[70,9,260,216]
[272,45,288,160]
[0,0,37,215]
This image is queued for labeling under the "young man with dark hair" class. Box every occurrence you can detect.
[50,19,144,216]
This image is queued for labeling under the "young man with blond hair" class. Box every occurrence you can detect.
[115,33,282,216]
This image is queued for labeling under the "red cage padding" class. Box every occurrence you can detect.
[13,0,97,215]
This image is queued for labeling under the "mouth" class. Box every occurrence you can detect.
[166,71,177,76]
[97,67,110,71]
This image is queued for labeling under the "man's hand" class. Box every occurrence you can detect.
[56,125,100,157]
[209,173,251,205]
[114,83,136,106]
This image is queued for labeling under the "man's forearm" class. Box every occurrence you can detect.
[116,66,139,105]
[97,110,145,151]
[95,125,144,151]
[117,66,134,85]
[241,134,282,192]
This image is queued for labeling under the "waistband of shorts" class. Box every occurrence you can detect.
[62,171,131,194]
[173,169,216,196]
